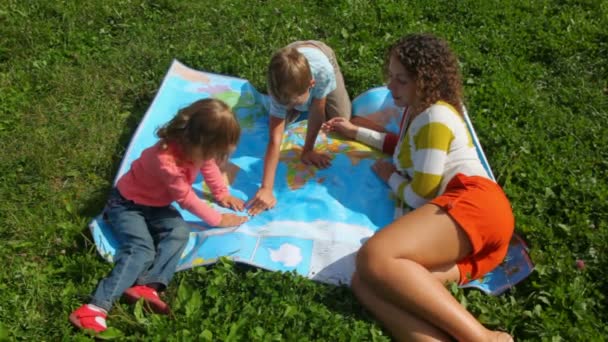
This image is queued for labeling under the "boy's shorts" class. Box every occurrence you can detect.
[287,40,351,120]
[430,173,515,284]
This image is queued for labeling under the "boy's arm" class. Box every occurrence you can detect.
[301,97,331,168]
[302,97,326,153]
[247,115,285,215]
[261,115,285,190]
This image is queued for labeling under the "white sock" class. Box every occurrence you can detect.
[86,304,108,314]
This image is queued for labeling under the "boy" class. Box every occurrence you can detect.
[247,41,351,215]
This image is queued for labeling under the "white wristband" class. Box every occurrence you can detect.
[355,127,385,150]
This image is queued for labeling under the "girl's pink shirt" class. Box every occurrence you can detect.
[116,141,227,226]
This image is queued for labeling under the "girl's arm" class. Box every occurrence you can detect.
[158,160,223,226]
[200,159,245,211]
[161,160,247,227]
[200,160,228,200]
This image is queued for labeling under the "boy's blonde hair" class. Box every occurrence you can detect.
[157,98,240,160]
[267,47,312,105]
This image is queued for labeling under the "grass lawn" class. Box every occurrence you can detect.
[1,0,607,340]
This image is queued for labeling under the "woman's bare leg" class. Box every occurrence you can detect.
[351,265,460,342]
[355,204,513,342]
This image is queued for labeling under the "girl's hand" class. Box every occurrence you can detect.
[371,160,396,183]
[247,187,277,215]
[217,194,245,211]
[217,213,248,227]
[321,117,358,139]
[301,150,331,168]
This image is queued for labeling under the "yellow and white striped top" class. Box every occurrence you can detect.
[388,101,489,210]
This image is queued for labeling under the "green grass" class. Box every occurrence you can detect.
[1,0,607,340]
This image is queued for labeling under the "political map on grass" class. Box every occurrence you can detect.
[89,60,533,295]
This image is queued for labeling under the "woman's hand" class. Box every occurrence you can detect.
[321,117,358,139]
[217,213,248,227]
[371,160,396,183]
[246,187,277,215]
[217,194,245,211]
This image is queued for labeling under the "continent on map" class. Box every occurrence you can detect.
[269,243,303,267]
[170,62,211,83]
[279,121,383,190]
[172,61,266,129]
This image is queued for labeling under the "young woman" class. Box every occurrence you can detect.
[324,34,514,341]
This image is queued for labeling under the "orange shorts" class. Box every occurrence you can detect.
[431,173,514,284]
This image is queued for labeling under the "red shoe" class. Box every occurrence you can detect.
[123,285,169,314]
[69,304,107,333]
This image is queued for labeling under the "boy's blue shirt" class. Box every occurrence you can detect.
[269,47,337,118]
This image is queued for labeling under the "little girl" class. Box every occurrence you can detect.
[69,98,248,333]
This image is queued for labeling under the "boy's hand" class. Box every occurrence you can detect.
[217,213,248,227]
[217,194,245,211]
[301,150,331,169]
[371,160,396,183]
[321,117,357,139]
[247,187,277,215]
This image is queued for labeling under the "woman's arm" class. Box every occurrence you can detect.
[323,117,399,154]
[388,119,454,209]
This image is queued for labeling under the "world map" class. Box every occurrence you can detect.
[89,60,533,295]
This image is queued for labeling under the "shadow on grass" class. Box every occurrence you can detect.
[231,263,374,322]
[71,90,156,254]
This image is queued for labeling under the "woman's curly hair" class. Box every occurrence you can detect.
[387,33,463,115]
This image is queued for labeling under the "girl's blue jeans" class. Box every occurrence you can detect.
[90,188,190,311]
